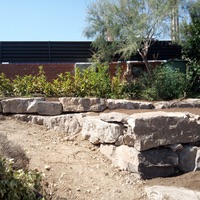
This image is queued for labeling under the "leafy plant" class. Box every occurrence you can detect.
[138,64,187,100]
[186,62,200,97]
[0,157,44,200]
[73,63,111,98]
[0,73,13,96]
[51,72,73,97]
[110,66,125,99]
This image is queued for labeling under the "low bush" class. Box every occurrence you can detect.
[138,64,187,101]
[186,62,200,97]
[0,62,198,100]
[73,63,111,98]
[0,73,13,96]
[0,157,44,200]
[0,133,44,200]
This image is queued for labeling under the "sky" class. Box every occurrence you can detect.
[0,0,96,41]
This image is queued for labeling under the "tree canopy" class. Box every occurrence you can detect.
[84,0,185,73]
[180,0,200,62]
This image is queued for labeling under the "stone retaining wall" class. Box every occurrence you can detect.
[0,97,200,179]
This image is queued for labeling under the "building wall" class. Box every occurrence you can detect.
[0,62,129,82]
[0,63,75,82]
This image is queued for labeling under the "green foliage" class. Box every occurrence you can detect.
[180,1,200,62]
[0,156,44,200]
[1,63,197,100]
[0,73,13,96]
[110,66,125,99]
[122,80,143,100]
[12,66,50,97]
[83,0,184,73]
[186,61,200,97]
[73,63,111,98]
[52,72,73,97]
[139,65,187,100]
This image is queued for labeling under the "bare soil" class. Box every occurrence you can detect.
[0,107,200,200]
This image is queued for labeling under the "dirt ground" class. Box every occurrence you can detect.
[0,107,200,200]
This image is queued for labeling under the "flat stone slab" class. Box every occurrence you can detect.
[154,98,200,109]
[127,111,200,151]
[99,112,129,123]
[107,99,154,110]
[59,97,107,112]
[1,97,45,113]
[37,101,62,116]
[145,186,200,200]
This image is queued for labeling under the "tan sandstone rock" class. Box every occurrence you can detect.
[81,116,123,144]
[127,111,200,151]
[1,97,45,114]
[59,97,107,112]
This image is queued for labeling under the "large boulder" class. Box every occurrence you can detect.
[127,111,200,151]
[1,97,45,114]
[179,146,200,173]
[81,116,123,144]
[100,144,178,179]
[106,99,154,110]
[37,101,62,116]
[59,97,107,112]
[43,114,85,135]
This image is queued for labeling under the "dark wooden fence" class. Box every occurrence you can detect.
[0,41,181,63]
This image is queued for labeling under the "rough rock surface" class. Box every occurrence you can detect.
[154,98,200,109]
[14,114,46,125]
[170,98,200,108]
[100,144,178,179]
[145,186,200,200]
[81,117,123,144]
[37,101,62,116]
[179,146,200,173]
[127,111,200,151]
[99,112,129,123]
[59,97,107,112]
[43,114,86,135]
[107,99,154,110]
[1,97,45,113]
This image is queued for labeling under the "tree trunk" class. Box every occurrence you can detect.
[139,51,151,75]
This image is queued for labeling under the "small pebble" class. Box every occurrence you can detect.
[45,165,51,171]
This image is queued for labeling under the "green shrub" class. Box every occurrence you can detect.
[0,157,44,200]
[0,134,44,200]
[110,66,125,99]
[138,65,187,100]
[0,73,13,96]
[12,66,50,97]
[73,63,111,98]
[186,62,200,97]
[51,72,74,97]
[122,80,143,99]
